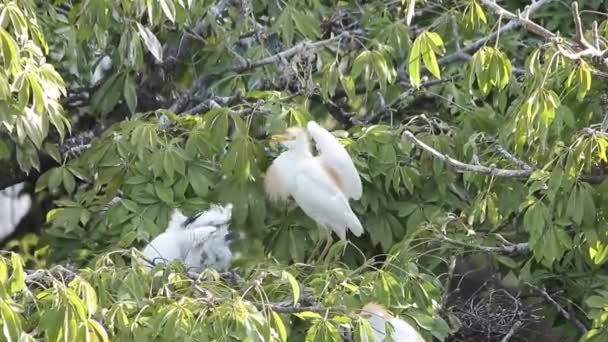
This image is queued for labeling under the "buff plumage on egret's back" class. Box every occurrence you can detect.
[264,121,364,260]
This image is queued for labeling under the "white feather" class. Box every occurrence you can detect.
[184,225,233,272]
[292,158,363,240]
[264,151,300,202]
[166,208,189,232]
[306,121,363,200]
[363,304,425,342]
[139,204,234,272]
[140,225,217,271]
[0,183,32,240]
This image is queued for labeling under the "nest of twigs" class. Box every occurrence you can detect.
[444,281,544,342]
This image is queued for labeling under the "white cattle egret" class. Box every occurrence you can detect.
[0,182,32,241]
[264,121,364,261]
[361,303,425,342]
[139,203,235,272]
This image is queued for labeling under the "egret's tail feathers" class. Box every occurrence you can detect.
[166,209,188,232]
[345,211,364,237]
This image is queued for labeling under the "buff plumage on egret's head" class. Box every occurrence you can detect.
[360,303,426,342]
[264,121,364,261]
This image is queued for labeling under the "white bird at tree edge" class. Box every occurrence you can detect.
[360,303,426,342]
[264,121,364,261]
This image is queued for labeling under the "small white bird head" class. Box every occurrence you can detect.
[183,203,233,228]
[270,126,308,150]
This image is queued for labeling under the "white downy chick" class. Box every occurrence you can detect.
[361,303,425,342]
[139,203,235,272]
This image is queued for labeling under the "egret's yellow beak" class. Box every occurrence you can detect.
[269,132,289,147]
[270,132,289,141]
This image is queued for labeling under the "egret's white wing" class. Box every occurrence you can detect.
[389,317,425,342]
[307,121,362,200]
[292,159,363,240]
[188,226,219,247]
[366,314,425,342]
[264,151,298,202]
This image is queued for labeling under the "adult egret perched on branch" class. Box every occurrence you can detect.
[264,121,364,260]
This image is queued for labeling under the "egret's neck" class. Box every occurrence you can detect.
[293,133,311,155]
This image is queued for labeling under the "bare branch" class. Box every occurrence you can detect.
[500,321,523,342]
[403,130,533,178]
[169,33,349,113]
[526,282,588,334]
[479,0,556,40]
[439,0,552,66]
[164,0,233,66]
[403,130,607,183]
[583,127,608,137]
[437,234,530,256]
[184,93,245,114]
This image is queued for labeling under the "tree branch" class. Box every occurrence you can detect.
[479,0,556,41]
[526,282,587,334]
[403,130,607,183]
[169,32,350,113]
[439,0,553,66]
[0,129,98,191]
[437,234,530,256]
[163,0,234,66]
[403,130,533,178]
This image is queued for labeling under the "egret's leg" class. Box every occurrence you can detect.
[318,232,334,261]
[307,227,327,263]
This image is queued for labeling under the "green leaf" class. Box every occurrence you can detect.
[281,271,300,306]
[271,311,287,342]
[421,41,440,79]
[0,301,22,341]
[295,311,323,320]
[124,74,138,114]
[408,35,422,87]
[158,0,176,23]
[62,168,76,194]
[135,22,163,62]
[9,253,25,293]
[47,167,63,193]
[188,166,211,197]
[155,184,174,204]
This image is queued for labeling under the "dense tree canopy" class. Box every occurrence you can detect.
[2,0,608,340]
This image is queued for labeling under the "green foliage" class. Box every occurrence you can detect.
[2,0,608,340]
[0,251,448,341]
